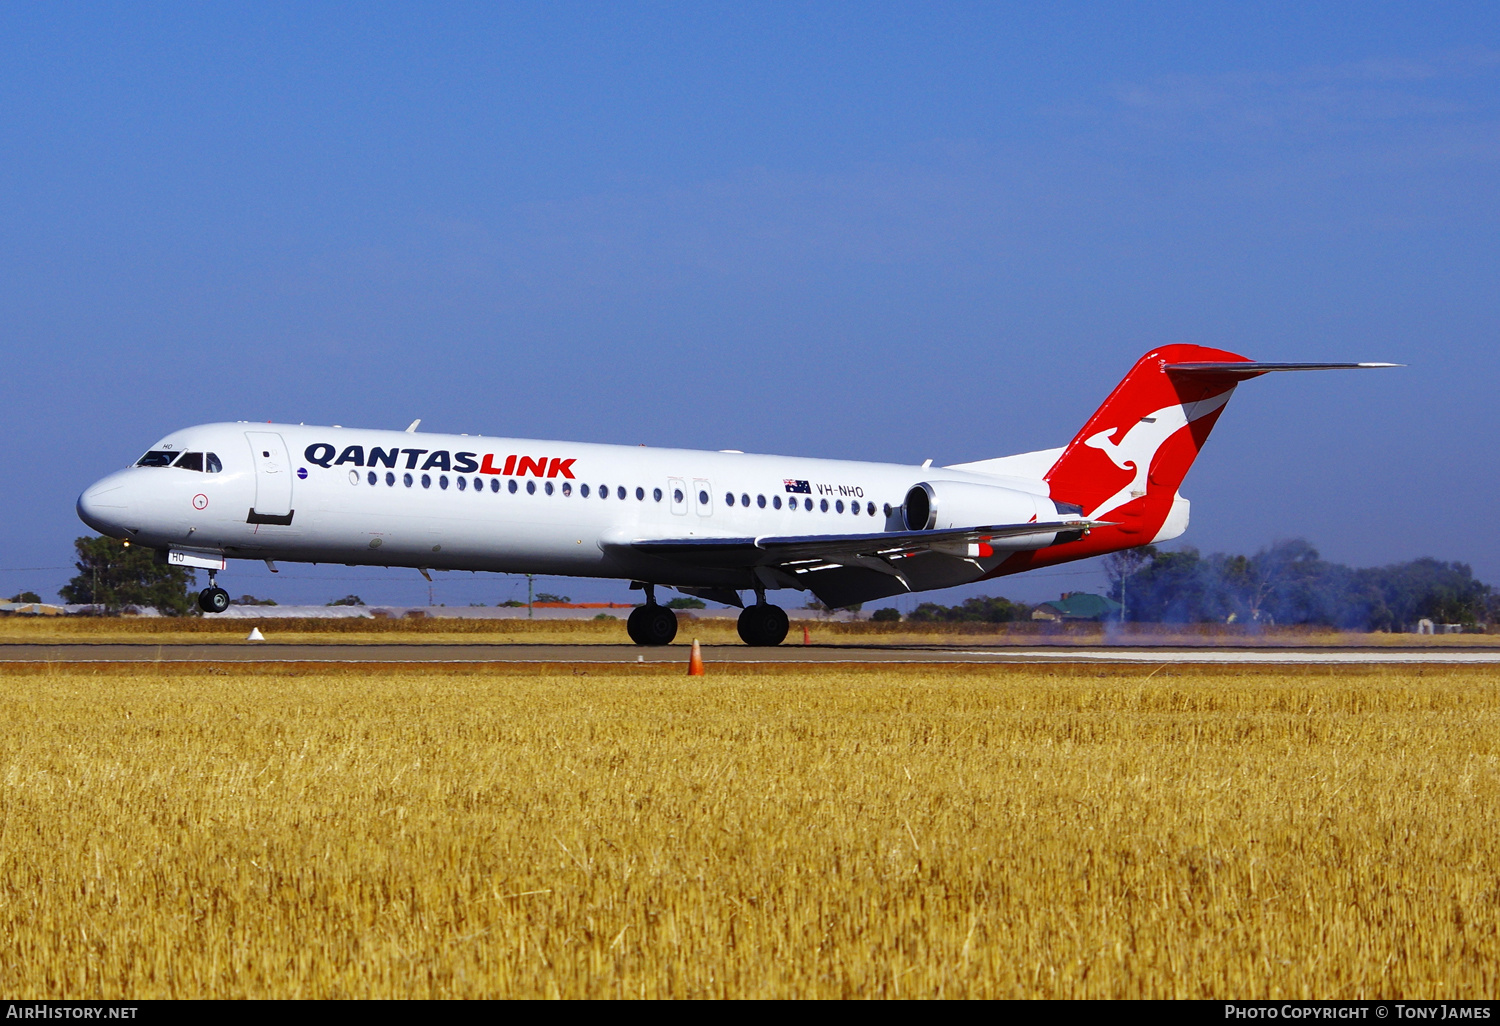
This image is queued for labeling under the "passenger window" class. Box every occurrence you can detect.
[757,494,766,508]
[820,499,829,512]
[368,471,377,486]
[474,477,483,492]
[404,473,413,487]
[174,452,204,472]
[439,475,449,490]
[674,488,684,503]
[207,453,222,473]
[773,496,782,509]
[851,501,859,514]
[867,501,876,516]
[653,487,663,502]
[135,450,176,468]
[545,481,554,495]
[883,503,892,517]
[490,478,500,492]
[348,470,359,485]
[617,486,626,500]
[581,484,591,498]
[725,493,735,506]
[741,493,749,508]
[600,485,609,499]
[422,474,432,489]
[562,482,572,496]
[836,500,844,513]
[636,487,645,501]
[457,476,467,491]
[699,490,709,506]
[508,479,518,493]
[387,472,396,486]
[526,480,536,494]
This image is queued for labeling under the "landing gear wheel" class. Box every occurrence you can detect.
[198,587,230,614]
[627,605,679,646]
[737,604,789,647]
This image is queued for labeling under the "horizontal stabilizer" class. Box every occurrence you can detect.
[1165,361,1400,379]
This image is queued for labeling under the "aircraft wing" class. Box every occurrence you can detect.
[618,518,1107,607]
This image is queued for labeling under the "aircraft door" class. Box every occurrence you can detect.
[693,478,713,517]
[245,431,294,521]
[668,477,687,515]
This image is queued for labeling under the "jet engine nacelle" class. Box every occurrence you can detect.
[903,481,1077,549]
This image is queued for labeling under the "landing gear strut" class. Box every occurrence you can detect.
[737,600,789,647]
[198,570,230,615]
[626,583,679,646]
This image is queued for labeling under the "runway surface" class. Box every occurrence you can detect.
[4,643,1500,664]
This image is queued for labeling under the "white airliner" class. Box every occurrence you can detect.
[76,346,1392,645]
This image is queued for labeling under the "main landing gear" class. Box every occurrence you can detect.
[626,584,679,646]
[198,570,230,614]
[737,593,789,647]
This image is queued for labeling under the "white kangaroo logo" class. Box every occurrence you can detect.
[1082,391,1232,520]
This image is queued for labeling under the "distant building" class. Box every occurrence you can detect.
[0,602,63,616]
[1031,592,1122,622]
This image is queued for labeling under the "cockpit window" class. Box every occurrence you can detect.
[173,452,205,472]
[206,453,222,473]
[136,450,177,467]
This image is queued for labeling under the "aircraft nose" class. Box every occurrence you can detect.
[77,476,129,535]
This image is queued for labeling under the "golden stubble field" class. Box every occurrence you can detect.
[2,615,1494,647]
[1,662,1497,999]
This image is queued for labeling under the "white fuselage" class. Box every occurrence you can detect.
[77,422,1056,597]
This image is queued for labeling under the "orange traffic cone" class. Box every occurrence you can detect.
[802,624,811,646]
[688,638,705,676]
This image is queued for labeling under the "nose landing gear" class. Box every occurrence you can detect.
[626,583,679,646]
[198,570,230,614]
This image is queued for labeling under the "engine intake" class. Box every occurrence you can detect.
[902,481,1075,550]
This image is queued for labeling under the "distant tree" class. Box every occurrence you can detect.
[871,607,901,622]
[906,596,1029,623]
[232,595,278,606]
[534,593,571,603]
[1107,540,1493,630]
[327,595,365,606]
[665,597,706,609]
[7,591,43,604]
[58,536,196,615]
[1103,546,1154,622]
[499,599,526,608]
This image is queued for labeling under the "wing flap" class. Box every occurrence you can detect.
[627,518,1106,566]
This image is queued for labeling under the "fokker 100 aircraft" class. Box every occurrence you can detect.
[76,346,1392,645]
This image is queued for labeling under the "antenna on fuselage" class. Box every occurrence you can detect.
[405,419,421,433]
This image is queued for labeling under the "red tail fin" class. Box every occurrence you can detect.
[988,345,1250,577]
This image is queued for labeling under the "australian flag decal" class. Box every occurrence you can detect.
[784,479,811,494]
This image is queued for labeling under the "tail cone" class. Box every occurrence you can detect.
[688,639,704,676]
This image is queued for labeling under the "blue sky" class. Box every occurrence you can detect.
[2,3,1496,609]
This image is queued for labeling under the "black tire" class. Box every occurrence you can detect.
[627,605,678,646]
[626,606,650,644]
[738,604,789,646]
[199,587,230,614]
